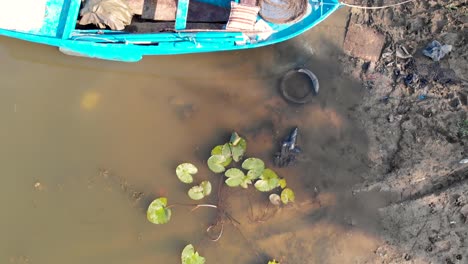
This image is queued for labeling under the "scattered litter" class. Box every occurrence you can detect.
[404,74,417,86]
[396,45,412,59]
[274,127,301,167]
[422,40,452,61]
[459,159,468,164]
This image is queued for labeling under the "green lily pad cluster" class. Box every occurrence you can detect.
[147,131,297,264]
[181,244,205,264]
[207,132,295,205]
[176,163,212,201]
[207,132,247,173]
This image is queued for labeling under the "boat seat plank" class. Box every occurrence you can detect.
[175,0,190,30]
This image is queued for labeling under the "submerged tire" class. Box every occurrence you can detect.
[280,68,319,104]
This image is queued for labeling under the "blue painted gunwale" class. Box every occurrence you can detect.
[0,0,341,62]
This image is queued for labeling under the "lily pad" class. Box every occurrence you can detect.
[254,168,280,192]
[231,138,247,162]
[188,185,205,200]
[181,244,206,264]
[242,158,264,179]
[147,197,172,224]
[207,155,227,173]
[281,188,295,204]
[239,178,252,188]
[269,193,281,206]
[279,178,287,189]
[211,144,232,167]
[224,168,246,187]
[200,181,212,196]
[176,163,198,184]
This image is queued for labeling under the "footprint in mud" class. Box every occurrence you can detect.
[97,168,146,207]
[9,256,30,264]
[168,96,197,120]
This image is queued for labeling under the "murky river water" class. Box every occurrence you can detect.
[1,8,386,264]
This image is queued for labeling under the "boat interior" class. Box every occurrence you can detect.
[0,0,337,50]
[75,0,319,36]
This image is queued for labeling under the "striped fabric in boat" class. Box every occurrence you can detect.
[226,2,260,30]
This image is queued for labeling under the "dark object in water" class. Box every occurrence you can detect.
[280,68,319,104]
[274,127,301,167]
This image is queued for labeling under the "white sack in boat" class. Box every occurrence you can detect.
[0,0,47,31]
[79,0,133,30]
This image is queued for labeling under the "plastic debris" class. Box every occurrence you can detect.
[396,45,412,59]
[459,159,468,164]
[274,127,301,167]
[422,40,452,61]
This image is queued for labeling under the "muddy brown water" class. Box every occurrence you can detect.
[0,9,391,264]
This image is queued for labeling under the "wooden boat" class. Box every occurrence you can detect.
[0,0,340,62]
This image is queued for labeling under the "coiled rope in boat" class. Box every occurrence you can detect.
[258,0,308,24]
[257,0,416,24]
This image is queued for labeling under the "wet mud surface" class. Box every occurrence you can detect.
[343,0,468,263]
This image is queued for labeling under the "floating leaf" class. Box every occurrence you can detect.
[231,138,246,162]
[176,163,198,184]
[188,181,211,200]
[281,188,295,204]
[147,197,172,224]
[207,155,227,173]
[181,244,206,264]
[242,158,264,179]
[239,177,252,189]
[269,193,281,206]
[242,158,264,171]
[247,170,262,180]
[188,185,205,200]
[254,169,280,192]
[224,168,245,187]
[221,143,232,157]
[200,181,212,196]
[211,144,232,167]
[279,178,287,189]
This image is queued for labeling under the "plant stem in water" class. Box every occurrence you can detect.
[167,203,217,210]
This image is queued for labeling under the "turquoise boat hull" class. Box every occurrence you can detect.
[0,0,341,62]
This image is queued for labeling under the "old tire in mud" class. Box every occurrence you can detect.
[280,68,319,104]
